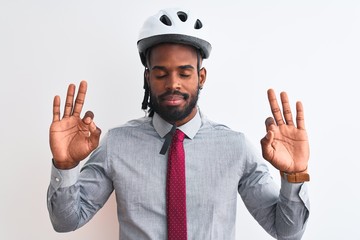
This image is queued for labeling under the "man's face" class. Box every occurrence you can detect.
[146,43,206,125]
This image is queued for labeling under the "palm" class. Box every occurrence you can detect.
[50,116,94,162]
[49,81,101,169]
[263,122,309,172]
[261,89,309,173]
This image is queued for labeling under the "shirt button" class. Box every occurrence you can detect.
[55,177,60,182]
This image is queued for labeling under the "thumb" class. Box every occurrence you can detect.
[81,110,101,149]
[89,125,102,150]
[260,130,275,160]
[84,111,101,150]
[260,130,273,148]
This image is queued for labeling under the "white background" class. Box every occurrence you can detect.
[1,0,359,239]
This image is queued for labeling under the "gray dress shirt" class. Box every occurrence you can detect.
[47,110,309,240]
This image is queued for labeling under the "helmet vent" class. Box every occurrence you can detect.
[194,19,203,29]
[177,11,188,22]
[160,15,172,26]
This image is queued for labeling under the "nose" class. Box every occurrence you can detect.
[165,72,181,90]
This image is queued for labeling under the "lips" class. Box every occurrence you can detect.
[158,90,190,107]
[161,94,185,106]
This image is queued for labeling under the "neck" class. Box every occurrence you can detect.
[171,107,198,127]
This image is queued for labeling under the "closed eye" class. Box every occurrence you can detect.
[180,74,191,78]
[155,74,167,79]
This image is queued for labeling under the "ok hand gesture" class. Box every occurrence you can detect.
[49,81,101,169]
[260,89,309,173]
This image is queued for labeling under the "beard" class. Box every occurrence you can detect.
[150,87,200,123]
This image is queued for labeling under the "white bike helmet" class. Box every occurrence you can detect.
[137,8,212,66]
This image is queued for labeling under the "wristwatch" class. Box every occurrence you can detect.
[280,171,310,183]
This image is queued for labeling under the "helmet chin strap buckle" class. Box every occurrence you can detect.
[159,124,177,155]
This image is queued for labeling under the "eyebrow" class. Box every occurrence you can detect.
[151,65,195,71]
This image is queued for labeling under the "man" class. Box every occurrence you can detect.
[47,8,310,240]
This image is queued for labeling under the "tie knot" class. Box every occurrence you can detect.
[173,129,185,142]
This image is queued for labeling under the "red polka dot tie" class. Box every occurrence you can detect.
[166,129,187,240]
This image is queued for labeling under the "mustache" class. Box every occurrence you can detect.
[159,90,190,100]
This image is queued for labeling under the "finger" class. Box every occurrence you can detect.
[296,101,306,130]
[267,89,285,126]
[265,117,276,132]
[52,95,61,122]
[63,84,75,118]
[280,92,294,126]
[82,110,94,125]
[72,80,88,117]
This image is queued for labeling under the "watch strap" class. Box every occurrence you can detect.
[280,171,310,183]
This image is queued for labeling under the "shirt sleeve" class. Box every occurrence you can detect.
[280,178,309,208]
[47,136,114,232]
[238,137,310,240]
[49,161,80,189]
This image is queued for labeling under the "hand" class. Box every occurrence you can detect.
[49,81,101,169]
[260,89,309,173]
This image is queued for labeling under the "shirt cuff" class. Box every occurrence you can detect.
[280,178,308,202]
[50,162,80,189]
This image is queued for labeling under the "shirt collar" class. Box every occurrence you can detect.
[152,109,202,140]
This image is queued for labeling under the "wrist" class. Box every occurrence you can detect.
[52,158,79,170]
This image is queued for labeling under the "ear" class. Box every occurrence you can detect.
[199,67,207,89]
[144,68,150,85]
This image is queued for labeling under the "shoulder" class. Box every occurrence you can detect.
[111,116,151,129]
[106,116,155,138]
[201,114,244,137]
[197,114,260,163]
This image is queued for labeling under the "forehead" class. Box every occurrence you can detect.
[148,43,198,66]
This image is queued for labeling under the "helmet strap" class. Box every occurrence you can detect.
[141,68,150,114]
